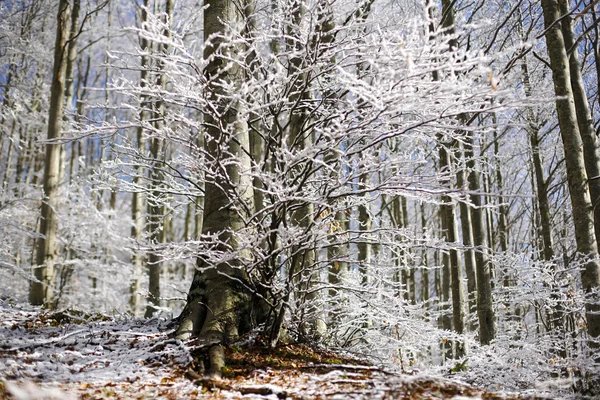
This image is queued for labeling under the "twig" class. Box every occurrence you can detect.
[3,328,88,353]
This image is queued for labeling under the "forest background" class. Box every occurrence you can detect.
[2,0,600,397]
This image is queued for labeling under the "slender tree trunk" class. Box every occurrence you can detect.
[439,145,466,357]
[429,0,467,354]
[53,0,81,307]
[456,145,478,324]
[69,56,90,183]
[286,0,326,340]
[144,0,175,318]
[1,122,16,191]
[358,172,372,286]
[420,203,430,305]
[493,130,509,254]
[327,208,348,321]
[145,137,165,318]
[30,0,71,307]
[0,63,15,168]
[520,49,555,263]
[591,2,600,121]
[130,0,149,316]
[530,127,554,261]
[400,197,416,303]
[463,132,496,345]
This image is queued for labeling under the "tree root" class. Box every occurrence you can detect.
[208,344,225,379]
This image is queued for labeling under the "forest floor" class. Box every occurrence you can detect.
[0,300,542,400]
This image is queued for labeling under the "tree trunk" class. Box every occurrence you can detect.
[559,0,600,244]
[463,132,496,345]
[177,0,260,379]
[456,145,477,324]
[327,207,348,322]
[430,0,467,355]
[439,144,466,357]
[144,0,175,318]
[529,125,554,262]
[53,0,81,307]
[130,0,150,315]
[358,172,372,286]
[30,0,71,307]
[493,129,509,254]
[541,0,600,342]
[420,203,430,305]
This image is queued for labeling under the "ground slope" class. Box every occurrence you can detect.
[0,300,538,399]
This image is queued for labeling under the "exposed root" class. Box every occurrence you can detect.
[208,344,225,379]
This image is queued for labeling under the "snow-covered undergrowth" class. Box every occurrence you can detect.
[0,299,537,400]
[0,299,197,399]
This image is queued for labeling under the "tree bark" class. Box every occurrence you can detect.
[456,145,477,323]
[129,0,150,315]
[439,144,466,357]
[30,0,71,307]
[541,0,600,342]
[177,0,260,379]
[144,0,175,318]
[420,203,430,304]
[559,0,600,245]
[463,132,496,345]
[430,0,467,354]
[358,172,372,286]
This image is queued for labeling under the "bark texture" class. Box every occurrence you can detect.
[541,0,600,341]
[177,0,262,379]
[30,0,71,307]
[559,0,600,244]
[130,0,150,315]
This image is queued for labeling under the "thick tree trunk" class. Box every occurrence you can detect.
[177,0,260,379]
[541,0,600,342]
[30,0,71,307]
[559,0,600,244]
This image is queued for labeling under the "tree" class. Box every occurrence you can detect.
[145,0,175,318]
[129,0,151,315]
[541,0,600,343]
[30,0,71,307]
[176,0,261,378]
[559,0,600,245]
[10,0,600,394]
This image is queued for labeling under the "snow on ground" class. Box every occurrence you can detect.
[0,300,540,399]
[0,299,197,399]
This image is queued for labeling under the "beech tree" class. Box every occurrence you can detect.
[30,0,71,307]
[541,0,600,343]
[175,0,260,378]
[4,0,600,395]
